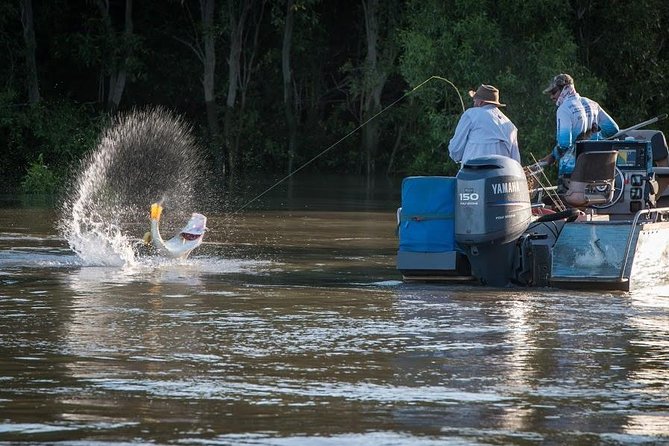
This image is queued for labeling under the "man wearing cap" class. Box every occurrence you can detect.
[448,84,520,166]
[538,73,619,176]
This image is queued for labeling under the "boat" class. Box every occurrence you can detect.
[396,129,669,291]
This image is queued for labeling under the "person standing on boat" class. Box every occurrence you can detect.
[448,84,521,166]
[538,73,619,176]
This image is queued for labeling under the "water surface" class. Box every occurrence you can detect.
[1,179,668,445]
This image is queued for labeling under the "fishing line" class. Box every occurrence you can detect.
[230,75,465,215]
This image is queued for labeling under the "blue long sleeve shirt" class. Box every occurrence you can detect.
[552,94,619,175]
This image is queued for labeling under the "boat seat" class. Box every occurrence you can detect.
[561,150,618,207]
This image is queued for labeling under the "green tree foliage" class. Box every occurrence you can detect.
[0,0,667,191]
[396,0,603,174]
[0,99,105,191]
[20,153,58,194]
[570,0,669,126]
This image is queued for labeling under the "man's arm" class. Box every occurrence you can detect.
[597,106,619,138]
[539,153,556,167]
[508,125,521,163]
[448,112,472,163]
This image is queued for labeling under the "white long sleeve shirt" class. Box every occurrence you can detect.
[448,104,520,165]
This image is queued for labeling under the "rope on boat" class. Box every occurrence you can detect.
[230,76,465,215]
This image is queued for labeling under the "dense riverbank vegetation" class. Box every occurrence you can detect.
[2,0,668,192]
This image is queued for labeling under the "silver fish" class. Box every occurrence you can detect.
[144,202,207,259]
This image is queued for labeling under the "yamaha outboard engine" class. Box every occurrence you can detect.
[455,155,532,286]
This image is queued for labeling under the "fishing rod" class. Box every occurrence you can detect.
[525,153,566,212]
[229,76,465,215]
[607,113,667,140]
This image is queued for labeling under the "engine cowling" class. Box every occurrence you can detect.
[454,155,532,286]
[455,155,532,245]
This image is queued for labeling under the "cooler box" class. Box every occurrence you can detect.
[398,176,455,252]
[397,176,466,276]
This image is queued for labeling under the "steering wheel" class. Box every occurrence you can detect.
[591,166,624,209]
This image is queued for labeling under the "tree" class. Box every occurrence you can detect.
[570,0,669,127]
[94,0,135,112]
[282,0,297,173]
[20,0,39,104]
[360,0,382,179]
[174,0,223,175]
[200,0,219,167]
[224,0,266,180]
[270,0,321,173]
[336,0,401,178]
[359,0,400,179]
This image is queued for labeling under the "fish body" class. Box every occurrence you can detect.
[148,203,206,259]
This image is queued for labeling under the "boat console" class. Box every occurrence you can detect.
[570,131,669,213]
[621,130,669,207]
[570,138,657,217]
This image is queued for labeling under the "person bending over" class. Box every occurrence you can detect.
[538,73,619,176]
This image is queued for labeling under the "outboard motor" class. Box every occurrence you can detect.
[455,155,532,286]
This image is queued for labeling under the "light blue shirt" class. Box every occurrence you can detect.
[552,94,619,175]
[448,105,520,165]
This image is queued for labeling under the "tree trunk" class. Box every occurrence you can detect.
[108,0,133,113]
[20,0,40,104]
[282,0,297,174]
[95,0,133,113]
[175,0,224,177]
[200,0,223,176]
[361,0,381,178]
[225,0,264,180]
[386,124,404,175]
[225,0,244,181]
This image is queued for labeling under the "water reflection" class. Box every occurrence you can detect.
[625,291,669,438]
[1,194,668,444]
[386,287,669,442]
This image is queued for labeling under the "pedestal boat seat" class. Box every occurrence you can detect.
[560,150,618,207]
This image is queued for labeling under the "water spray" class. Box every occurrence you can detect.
[60,107,211,266]
[230,76,465,214]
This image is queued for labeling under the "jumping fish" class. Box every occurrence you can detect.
[143,202,207,259]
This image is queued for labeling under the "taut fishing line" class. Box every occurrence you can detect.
[230,76,465,215]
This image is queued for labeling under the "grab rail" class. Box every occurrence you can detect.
[619,206,669,280]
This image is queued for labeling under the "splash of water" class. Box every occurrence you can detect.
[59,107,210,266]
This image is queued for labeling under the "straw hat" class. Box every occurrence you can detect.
[468,84,506,107]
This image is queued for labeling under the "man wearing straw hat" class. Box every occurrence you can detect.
[448,84,520,166]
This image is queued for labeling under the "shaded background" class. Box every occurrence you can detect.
[2,0,668,193]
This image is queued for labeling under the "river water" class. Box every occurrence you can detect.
[1,177,668,445]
